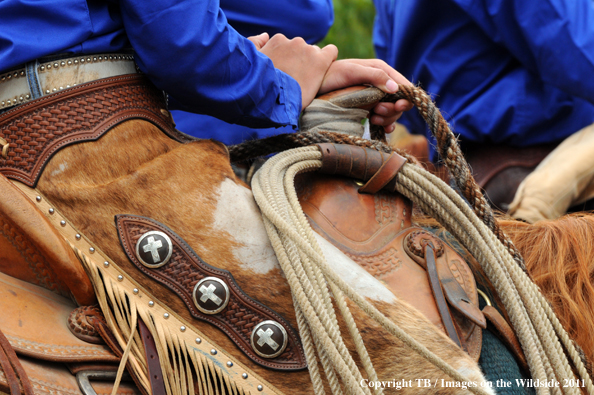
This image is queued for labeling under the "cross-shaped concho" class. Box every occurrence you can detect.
[135,231,173,269]
[192,277,230,314]
[250,320,288,359]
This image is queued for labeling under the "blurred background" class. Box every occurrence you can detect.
[319,0,376,59]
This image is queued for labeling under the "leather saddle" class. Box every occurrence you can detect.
[295,171,486,359]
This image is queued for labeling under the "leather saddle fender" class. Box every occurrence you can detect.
[0,173,96,306]
[295,171,487,360]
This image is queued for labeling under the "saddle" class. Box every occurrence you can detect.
[0,76,526,393]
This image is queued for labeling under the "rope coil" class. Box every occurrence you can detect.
[244,85,593,394]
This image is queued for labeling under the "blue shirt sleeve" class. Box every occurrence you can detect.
[119,0,302,129]
[453,0,594,104]
[220,0,333,43]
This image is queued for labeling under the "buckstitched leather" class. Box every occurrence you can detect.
[0,74,193,187]
[115,214,307,371]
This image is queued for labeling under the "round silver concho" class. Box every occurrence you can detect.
[250,320,288,359]
[135,231,173,269]
[192,277,230,315]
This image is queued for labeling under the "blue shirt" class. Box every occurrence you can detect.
[0,0,303,130]
[170,0,333,144]
[373,0,594,161]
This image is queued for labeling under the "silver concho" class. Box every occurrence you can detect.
[250,320,288,359]
[135,231,173,269]
[192,277,230,315]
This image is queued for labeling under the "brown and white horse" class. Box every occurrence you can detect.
[27,117,494,394]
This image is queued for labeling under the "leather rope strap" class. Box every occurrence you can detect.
[0,326,34,395]
[424,245,461,347]
[358,152,407,194]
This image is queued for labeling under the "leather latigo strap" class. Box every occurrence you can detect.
[115,214,307,371]
[0,74,194,187]
[316,143,407,194]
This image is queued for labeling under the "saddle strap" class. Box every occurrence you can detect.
[425,245,461,347]
[0,328,33,395]
[138,318,166,395]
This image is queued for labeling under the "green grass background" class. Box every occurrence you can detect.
[319,0,377,59]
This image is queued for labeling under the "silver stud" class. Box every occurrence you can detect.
[80,58,85,63]
[242,373,248,379]
[210,349,217,355]
[46,65,51,69]
[98,56,103,60]
[117,275,124,281]
[180,326,186,332]
[13,72,17,78]
[60,61,65,66]
[1,102,4,106]
[35,196,41,202]
[20,71,25,76]
[148,301,155,307]
[87,57,91,62]
[48,208,54,214]
[25,94,30,99]
[74,59,79,64]
[195,338,202,344]
[54,63,58,68]
[6,74,11,79]
[52,88,57,92]
[109,56,113,60]
[163,313,170,319]
[75,234,81,240]
[93,57,97,62]
[257,385,263,391]
[133,288,139,294]
[45,90,50,94]
[19,96,23,101]
[39,66,45,71]
[104,261,110,268]
[89,247,95,253]
[60,220,66,227]
[66,85,70,88]
[67,60,72,65]
[226,361,233,367]
[1,76,5,81]
[59,86,63,90]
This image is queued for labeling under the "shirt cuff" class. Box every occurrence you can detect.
[275,69,302,130]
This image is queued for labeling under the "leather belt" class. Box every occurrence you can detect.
[0,54,137,110]
[0,74,193,187]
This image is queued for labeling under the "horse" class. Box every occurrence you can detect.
[0,75,590,394]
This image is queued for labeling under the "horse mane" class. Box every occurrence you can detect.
[499,213,594,364]
[414,209,594,366]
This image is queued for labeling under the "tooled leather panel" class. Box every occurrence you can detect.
[296,173,484,360]
[295,172,412,251]
[0,74,193,187]
[115,214,307,371]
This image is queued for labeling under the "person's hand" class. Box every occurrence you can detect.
[249,33,338,111]
[320,59,414,133]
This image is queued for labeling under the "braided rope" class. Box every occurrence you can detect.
[237,84,592,392]
[252,147,495,395]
